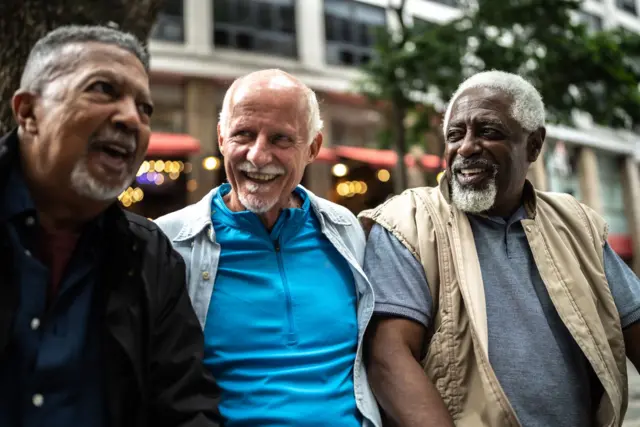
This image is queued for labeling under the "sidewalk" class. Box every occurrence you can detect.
[625,361,640,426]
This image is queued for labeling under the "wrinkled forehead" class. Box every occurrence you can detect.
[43,42,150,97]
[448,86,515,127]
[228,83,308,126]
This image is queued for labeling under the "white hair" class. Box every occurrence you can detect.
[442,70,545,133]
[218,70,324,145]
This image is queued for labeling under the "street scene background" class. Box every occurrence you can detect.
[2,0,640,423]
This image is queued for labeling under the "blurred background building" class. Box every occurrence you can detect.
[127,0,640,276]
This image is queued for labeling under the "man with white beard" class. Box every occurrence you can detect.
[155,69,381,427]
[359,70,640,427]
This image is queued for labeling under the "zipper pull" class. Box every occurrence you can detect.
[274,241,280,252]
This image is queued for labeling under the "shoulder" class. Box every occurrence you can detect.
[124,211,183,265]
[154,204,195,240]
[361,186,439,221]
[315,195,360,225]
[359,186,441,249]
[154,189,216,241]
[535,191,608,239]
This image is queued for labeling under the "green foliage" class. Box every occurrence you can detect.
[359,0,640,155]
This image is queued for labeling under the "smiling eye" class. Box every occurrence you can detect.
[88,81,116,96]
[138,103,154,117]
[272,134,293,145]
[231,130,254,142]
[481,128,503,139]
[446,131,464,142]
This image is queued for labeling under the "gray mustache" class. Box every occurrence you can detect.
[90,132,136,151]
[452,158,497,173]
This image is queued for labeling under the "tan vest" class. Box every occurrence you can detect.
[359,179,628,427]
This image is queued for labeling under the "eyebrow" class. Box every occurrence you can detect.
[476,117,506,127]
[81,70,152,104]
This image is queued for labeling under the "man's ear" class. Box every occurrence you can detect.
[217,122,225,156]
[306,133,323,164]
[12,90,39,135]
[527,126,546,163]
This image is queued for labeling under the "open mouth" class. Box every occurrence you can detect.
[455,167,494,186]
[90,141,135,173]
[242,171,281,184]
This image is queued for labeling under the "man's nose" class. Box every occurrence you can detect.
[246,135,272,167]
[456,131,482,158]
[112,97,141,135]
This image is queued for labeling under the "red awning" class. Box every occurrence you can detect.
[147,133,201,156]
[316,147,337,162]
[316,145,443,170]
[608,234,633,259]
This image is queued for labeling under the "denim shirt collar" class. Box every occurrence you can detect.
[173,184,352,243]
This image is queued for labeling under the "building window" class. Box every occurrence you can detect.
[213,0,297,58]
[578,11,603,32]
[151,0,185,42]
[324,0,386,67]
[544,141,581,200]
[331,119,378,147]
[598,153,628,234]
[616,0,638,15]
[150,84,186,133]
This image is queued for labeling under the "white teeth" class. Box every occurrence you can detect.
[460,168,485,175]
[104,143,131,155]
[246,172,278,181]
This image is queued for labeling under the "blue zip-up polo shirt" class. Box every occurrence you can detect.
[0,163,105,427]
[204,183,362,426]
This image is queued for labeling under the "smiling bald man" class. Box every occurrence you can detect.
[156,69,382,427]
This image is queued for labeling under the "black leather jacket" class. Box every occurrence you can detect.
[0,130,221,427]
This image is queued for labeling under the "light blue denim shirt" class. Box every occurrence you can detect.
[155,186,382,427]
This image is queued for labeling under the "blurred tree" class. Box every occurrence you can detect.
[360,0,640,191]
[0,0,163,134]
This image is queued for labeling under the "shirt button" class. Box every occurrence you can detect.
[526,226,532,232]
[24,250,31,257]
[30,318,40,331]
[32,393,44,407]
[202,272,210,280]
[25,216,35,226]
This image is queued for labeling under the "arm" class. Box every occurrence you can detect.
[366,317,455,427]
[601,242,640,372]
[149,246,222,427]
[363,224,454,426]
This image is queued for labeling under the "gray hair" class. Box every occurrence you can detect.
[443,70,545,133]
[20,25,149,93]
[218,69,324,145]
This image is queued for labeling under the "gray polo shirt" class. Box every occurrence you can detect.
[364,207,640,427]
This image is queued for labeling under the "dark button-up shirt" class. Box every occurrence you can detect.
[0,163,106,427]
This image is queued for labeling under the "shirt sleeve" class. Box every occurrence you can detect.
[604,242,640,329]
[363,223,433,327]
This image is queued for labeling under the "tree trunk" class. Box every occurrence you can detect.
[0,0,163,134]
[392,102,409,194]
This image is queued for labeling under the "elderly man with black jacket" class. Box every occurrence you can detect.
[0,25,221,427]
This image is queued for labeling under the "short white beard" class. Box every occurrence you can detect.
[235,161,285,214]
[70,158,133,202]
[451,176,498,214]
[238,191,278,214]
